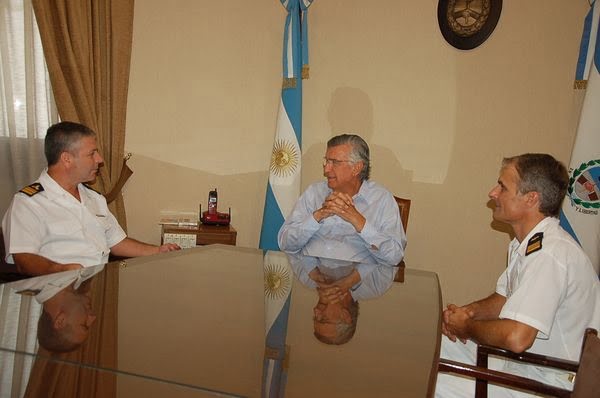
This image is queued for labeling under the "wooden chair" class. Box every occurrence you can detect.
[438,328,600,398]
[393,196,411,283]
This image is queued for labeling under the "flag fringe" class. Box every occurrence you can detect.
[574,80,588,89]
[301,65,310,79]
[282,77,297,89]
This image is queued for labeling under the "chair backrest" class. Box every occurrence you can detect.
[572,328,600,398]
[393,196,411,233]
[393,196,410,283]
[438,328,599,398]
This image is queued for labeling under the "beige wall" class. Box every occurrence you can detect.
[125,0,588,305]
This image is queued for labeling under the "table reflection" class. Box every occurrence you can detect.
[0,245,440,397]
[287,252,397,345]
[31,266,101,353]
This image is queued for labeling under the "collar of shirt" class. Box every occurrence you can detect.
[353,180,375,206]
[38,169,85,204]
[510,217,558,257]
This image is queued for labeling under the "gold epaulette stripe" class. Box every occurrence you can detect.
[19,183,44,197]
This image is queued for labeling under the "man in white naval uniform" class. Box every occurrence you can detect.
[2,121,179,276]
[436,154,600,397]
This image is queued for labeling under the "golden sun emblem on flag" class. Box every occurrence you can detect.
[270,139,299,177]
[264,263,291,300]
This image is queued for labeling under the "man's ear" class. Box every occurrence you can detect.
[53,312,67,330]
[59,151,72,166]
[352,161,364,177]
[526,191,540,208]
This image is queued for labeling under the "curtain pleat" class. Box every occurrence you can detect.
[31,0,134,230]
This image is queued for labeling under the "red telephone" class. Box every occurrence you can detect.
[200,188,231,226]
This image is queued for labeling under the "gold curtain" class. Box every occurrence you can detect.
[31,0,134,230]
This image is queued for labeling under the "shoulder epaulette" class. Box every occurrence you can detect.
[82,183,102,195]
[525,232,543,256]
[19,183,44,197]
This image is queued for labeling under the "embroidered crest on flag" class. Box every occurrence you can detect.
[568,159,600,213]
[270,139,300,177]
[264,263,292,300]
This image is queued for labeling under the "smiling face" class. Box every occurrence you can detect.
[67,135,104,184]
[322,144,363,195]
[488,163,530,225]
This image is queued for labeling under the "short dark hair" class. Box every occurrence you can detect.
[37,310,81,353]
[45,121,96,166]
[502,153,569,217]
[314,299,359,345]
[327,134,371,181]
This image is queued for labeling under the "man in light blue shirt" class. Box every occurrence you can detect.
[278,133,406,344]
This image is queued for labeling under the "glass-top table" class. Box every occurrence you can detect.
[0,245,441,397]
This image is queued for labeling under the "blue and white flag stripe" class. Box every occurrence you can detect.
[576,1,599,82]
[560,0,600,275]
[261,2,314,397]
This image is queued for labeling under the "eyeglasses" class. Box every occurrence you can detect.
[323,158,353,167]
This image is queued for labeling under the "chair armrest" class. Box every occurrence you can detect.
[438,359,572,398]
[477,345,579,373]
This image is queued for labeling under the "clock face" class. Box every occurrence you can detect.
[438,0,502,50]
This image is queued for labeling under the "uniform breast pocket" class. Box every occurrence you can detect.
[95,214,112,232]
[47,220,82,237]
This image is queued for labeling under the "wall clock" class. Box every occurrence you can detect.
[438,0,502,50]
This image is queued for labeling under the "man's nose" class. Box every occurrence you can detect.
[488,185,499,199]
[95,152,104,163]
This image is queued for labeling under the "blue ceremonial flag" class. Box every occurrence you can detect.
[261,1,314,396]
[560,1,600,274]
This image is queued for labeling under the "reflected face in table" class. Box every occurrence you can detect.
[40,288,97,352]
[63,291,97,345]
[313,298,354,344]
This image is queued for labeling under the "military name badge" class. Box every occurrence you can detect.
[19,183,44,197]
[567,159,600,216]
[525,232,543,256]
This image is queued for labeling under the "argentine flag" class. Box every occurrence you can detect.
[260,1,314,396]
[560,1,600,274]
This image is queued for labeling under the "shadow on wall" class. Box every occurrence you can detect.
[302,87,413,196]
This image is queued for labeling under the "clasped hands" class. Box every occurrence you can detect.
[308,268,361,304]
[313,191,365,232]
[442,304,474,344]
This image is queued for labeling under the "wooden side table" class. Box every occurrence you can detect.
[161,224,237,246]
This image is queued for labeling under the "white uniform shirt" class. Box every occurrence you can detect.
[6,264,105,303]
[495,217,600,387]
[2,170,126,267]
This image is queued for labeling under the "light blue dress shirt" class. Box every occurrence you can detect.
[278,180,406,282]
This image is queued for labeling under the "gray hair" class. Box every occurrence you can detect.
[502,153,569,217]
[45,121,96,166]
[327,134,370,181]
